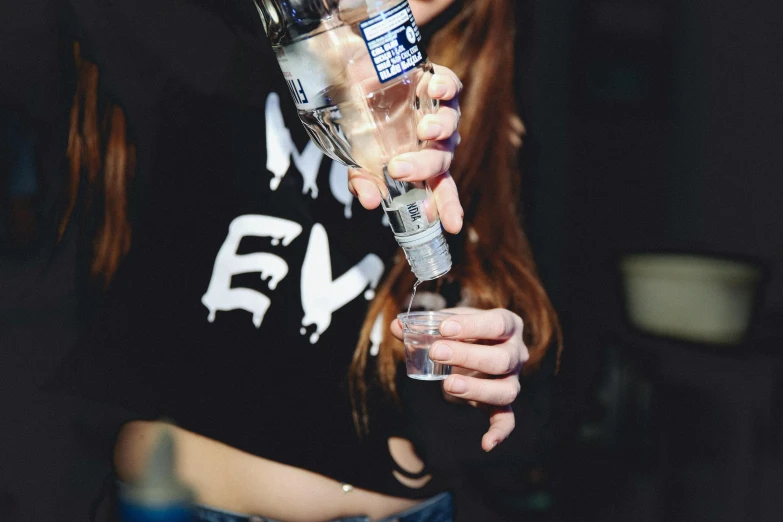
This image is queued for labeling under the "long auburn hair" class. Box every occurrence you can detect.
[349,0,561,433]
[60,42,135,288]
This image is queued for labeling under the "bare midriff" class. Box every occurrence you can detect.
[114,421,423,522]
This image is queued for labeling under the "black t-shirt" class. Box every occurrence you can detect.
[55,85,427,493]
[49,0,554,515]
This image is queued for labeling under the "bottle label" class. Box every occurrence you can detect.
[360,0,427,84]
[385,198,430,235]
[274,45,332,111]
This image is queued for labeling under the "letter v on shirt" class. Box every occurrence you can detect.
[201,92,384,343]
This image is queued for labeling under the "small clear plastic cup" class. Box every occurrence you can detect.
[397,311,454,381]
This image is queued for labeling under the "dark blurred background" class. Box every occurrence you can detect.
[2,0,782,520]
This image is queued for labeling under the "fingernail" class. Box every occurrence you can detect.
[429,342,452,362]
[447,376,468,394]
[423,123,442,139]
[486,440,499,452]
[440,320,461,337]
[431,80,447,97]
[358,187,373,202]
[389,159,413,178]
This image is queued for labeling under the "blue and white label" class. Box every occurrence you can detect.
[360,1,426,83]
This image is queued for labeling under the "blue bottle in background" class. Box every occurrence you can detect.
[118,428,195,522]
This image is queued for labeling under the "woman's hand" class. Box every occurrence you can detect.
[348,64,463,234]
[391,308,529,452]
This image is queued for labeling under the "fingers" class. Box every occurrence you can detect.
[426,67,462,140]
[439,308,523,342]
[387,139,456,182]
[429,66,463,101]
[509,114,526,149]
[390,317,403,341]
[387,67,462,180]
[442,373,522,407]
[482,406,515,452]
[417,105,460,141]
[429,171,463,234]
[430,340,523,376]
[347,168,382,209]
[341,66,463,212]
[348,164,463,231]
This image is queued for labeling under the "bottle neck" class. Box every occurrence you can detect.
[397,224,452,280]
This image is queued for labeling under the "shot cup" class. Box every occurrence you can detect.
[397,311,454,381]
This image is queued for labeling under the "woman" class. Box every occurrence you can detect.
[52,0,560,520]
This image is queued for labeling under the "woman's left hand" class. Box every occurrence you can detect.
[391,307,529,452]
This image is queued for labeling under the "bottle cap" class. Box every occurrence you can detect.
[397,224,452,281]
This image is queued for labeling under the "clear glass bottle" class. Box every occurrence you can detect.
[255,0,452,280]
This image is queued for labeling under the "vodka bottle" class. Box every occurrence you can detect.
[255,0,452,280]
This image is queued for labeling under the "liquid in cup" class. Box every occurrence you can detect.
[397,311,454,380]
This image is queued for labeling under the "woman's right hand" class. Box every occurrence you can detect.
[347,65,464,235]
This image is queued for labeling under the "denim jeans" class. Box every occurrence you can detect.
[191,491,453,522]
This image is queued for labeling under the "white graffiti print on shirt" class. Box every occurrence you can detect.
[329,161,354,219]
[201,215,303,328]
[202,218,384,342]
[300,224,384,344]
[265,92,321,197]
[202,92,388,339]
[266,92,393,230]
